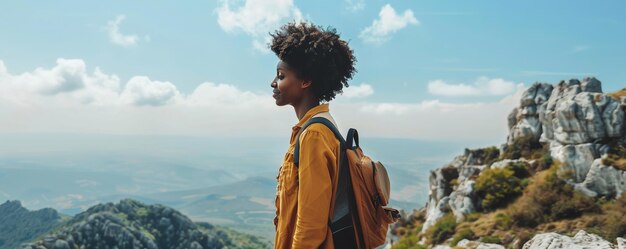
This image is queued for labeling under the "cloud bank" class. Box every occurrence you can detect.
[0,58,524,143]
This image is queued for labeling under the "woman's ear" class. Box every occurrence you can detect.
[301,80,312,89]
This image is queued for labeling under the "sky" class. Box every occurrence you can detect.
[1,0,625,145]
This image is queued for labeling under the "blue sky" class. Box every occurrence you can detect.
[0,0,625,144]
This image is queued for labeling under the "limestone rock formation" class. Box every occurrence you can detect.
[420,77,625,237]
[575,158,626,198]
[507,82,553,144]
[508,78,625,194]
[522,230,625,249]
[457,239,506,249]
[422,148,493,232]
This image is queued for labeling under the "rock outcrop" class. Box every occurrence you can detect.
[0,200,63,249]
[523,230,625,249]
[507,82,553,145]
[508,78,625,197]
[420,78,625,238]
[576,158,626,197]
[22,199,270,249]
[457,239,505,249]
[422,148,492,232]
[421,149,537,233]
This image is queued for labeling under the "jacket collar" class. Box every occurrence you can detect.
[293,103,329,129]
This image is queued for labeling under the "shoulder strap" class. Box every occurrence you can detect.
[294,112,345,166]
[293,112,355,240]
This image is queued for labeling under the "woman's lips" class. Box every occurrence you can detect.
[273,91,280,99]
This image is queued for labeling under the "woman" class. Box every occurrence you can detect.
[269,22,357,249]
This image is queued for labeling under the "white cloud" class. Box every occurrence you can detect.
[216,0,304,52]
[0,58,120,106]
[0,58,526,144]
[338,85,526,142]
[342,83,374,98]
[106,15,144,47]
[427,77,519,96]
[360,4,419,44]
[120,76,181,106]
[359,102,409,115]
[345,0,365,12]
[185,82,266,108]
[0,58,269,109]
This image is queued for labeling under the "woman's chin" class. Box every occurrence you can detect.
[273,98,284,106]
[273,96,287,106]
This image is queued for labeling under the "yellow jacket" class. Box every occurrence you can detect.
[274,103,341,249]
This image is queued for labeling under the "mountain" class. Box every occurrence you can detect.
[0,200,66,249]
[0,134,459,220]
[390,78,626,249]
[21,199,270,249]
[141,169,421,240]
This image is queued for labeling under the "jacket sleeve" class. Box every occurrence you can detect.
[291,129,337,249]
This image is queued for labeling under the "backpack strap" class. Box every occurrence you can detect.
[292,112,356,238]
[294,113,346,166]
[346,128,360,149]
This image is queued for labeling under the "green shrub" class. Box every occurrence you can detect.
[550,198,579,220]
[551,191,597,220]
[480,146,501,166]
[501,136,542,160]
[601,192,626,241]
[509,161,600,227]
[136,207,149,217]
[602,144,626,171]
[464,212,482,222]
[507,162,530,178]
[450,178,459,187]
[539,151,553,171]
[391,234,426,249]
[495,213,513,230]
[425,213,457,244]
[481,235,502,244]
[475,167,524,210]
[520,178,531,188]
[451,228,475,246]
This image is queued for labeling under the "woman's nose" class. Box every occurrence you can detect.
[270,77,277,88]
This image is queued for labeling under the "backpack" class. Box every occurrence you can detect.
[294,112,401,249]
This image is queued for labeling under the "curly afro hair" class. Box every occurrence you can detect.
[270,22,356,102]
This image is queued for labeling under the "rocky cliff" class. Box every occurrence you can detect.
[0,200,64,249]
[508,78,625,198]
[390,78,626,249]
[21,199,270,249]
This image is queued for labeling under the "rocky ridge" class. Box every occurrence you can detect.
[21,199,270,249]
[422,78,625,231]
[393,78,625,249]
[0,200,64,249]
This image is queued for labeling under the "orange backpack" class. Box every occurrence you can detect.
[295,112,400,249]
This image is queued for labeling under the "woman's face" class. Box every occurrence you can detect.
[270,60,305,106]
